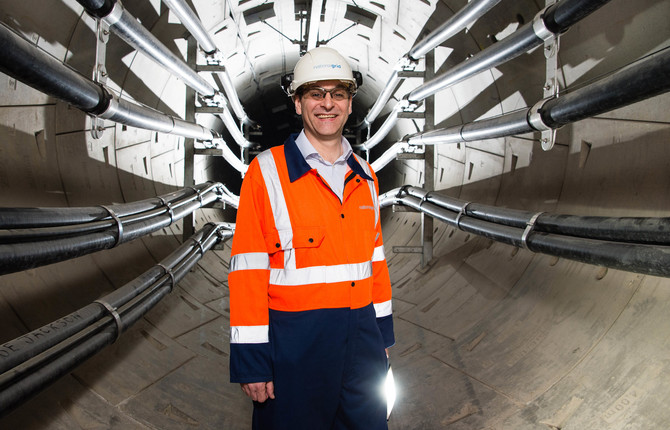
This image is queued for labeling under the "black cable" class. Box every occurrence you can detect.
[393,189,670,278]
[0,184,221,274]
[402,187,670,245]
[0,223,230,418]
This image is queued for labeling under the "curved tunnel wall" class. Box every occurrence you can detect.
[1,0,669,428]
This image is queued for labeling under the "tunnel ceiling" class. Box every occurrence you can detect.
[198,0,433,100]
[190,0,449,145]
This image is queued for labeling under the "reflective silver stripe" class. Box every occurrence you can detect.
[257,150,293,247]
[270,261,372,286]
[278,229,294,250]
[230,252,270,272]
[372,245,386,262]
[352,153,379,228]
[256,150,297,271]
[230,325,269,344]
[374,300,392,318]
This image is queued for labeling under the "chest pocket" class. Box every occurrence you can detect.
[264,226,325,269]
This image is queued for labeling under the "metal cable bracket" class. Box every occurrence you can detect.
[419,191,432,209]
[157,196,175,224]
[528,98,552,132]
[91,18,110,140]
[94,299,122,343]
[521,212,544,250]
[157,263,176,292]
[537,0,560,151]
[191,237,205,256]
[100,204,124,247]
[397,185,411,198]
[189,187,204,205]
[455,202,471,229]
[532,8,554,41]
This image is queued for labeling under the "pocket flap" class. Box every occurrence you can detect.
[292,226,325,248]
[264,226,324,252]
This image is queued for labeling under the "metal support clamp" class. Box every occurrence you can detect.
[102,0,124,26]
[455,202,471,229]
[420,191,432,206]
[158,196,175,224]
[528,96,557,152]
[94,299,123,342]
[190,187,204,205]
[191,238,205,255]
[158,263,176,292]
[521,212,544,250]
[91,18,110,139]
[537,0,560,151]
[100,205,124,247]
[396,185,410,198]
[532,9,554,41]
[528,98,552,132]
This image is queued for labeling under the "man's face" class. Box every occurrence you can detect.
[294,80,353,145]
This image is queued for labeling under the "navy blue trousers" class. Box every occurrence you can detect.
[252,304,388,430]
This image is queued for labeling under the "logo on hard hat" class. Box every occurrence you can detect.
[313,64,342,69]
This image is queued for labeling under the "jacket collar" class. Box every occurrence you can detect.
[284,132,373,183]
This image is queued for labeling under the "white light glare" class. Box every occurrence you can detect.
[385,365,397,420]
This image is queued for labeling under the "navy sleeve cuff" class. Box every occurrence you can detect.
[230,343,273,383]
[377,315,395,348]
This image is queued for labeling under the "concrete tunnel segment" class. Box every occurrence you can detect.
[1,0,670,428]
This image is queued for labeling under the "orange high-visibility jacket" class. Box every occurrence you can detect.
[228,134,394,382]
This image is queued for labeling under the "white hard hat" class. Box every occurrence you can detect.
[288,46,357,95]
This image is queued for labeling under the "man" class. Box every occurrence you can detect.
[228,46,394,430]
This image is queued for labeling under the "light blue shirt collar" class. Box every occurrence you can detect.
[294,130,353,166]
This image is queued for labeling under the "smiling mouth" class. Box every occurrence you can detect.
[316,114,337,119]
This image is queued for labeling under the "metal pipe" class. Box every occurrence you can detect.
[161,0,217,54]
[408,0,502,60]
[407,109,530,146]
[539,48,670,128]
[356,68,401,130]
[217,104,254,148]
[212,139,249,174]
[408,23,541,102]
[407,0,612,103]
[380,188,670,278]
[307,0,323,51]
[370,141,410,172]
[77,0,216,96]
[157,0,256,126]
[357,0,614,154]
[0,22,219,141]
[218,184,241,208]
[101,94,216,140]
[0,223,233,418]
[400,48,670,147]
[383,186,670,245]
[356,0,503,131]
[354,101,406,152]
[0,185,214,228]
[216,69,255,126]
[461,109,530,141]
[0,23,110,114]
[0,184,222,275]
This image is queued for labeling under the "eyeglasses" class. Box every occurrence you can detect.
[303,86,351,101]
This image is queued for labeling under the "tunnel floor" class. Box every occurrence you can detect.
[2,207,670,429]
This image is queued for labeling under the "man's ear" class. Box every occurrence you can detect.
[294,95,302,115]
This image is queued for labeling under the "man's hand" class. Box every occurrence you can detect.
[240,381,275,403]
